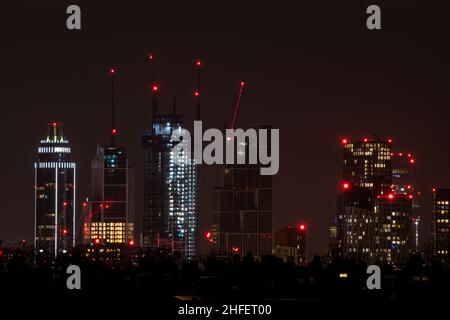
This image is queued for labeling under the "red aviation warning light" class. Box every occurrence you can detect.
[342,138,348,145]
[62,228,68,236]
[196,59,202,67]
[205,231,213,243]
[410,158,416,164]
[388,194,395,200]
[232,246,240,253]
[112,128,117,135]
[432,188,436,193]
[388,138,393,143]
[298,224,306,231]
[94,238,100,245]
[128,240,135,246]
[342,182,350,190]
[148,53,154,61]
[152,84,159,92]
[109,67,116,75]
[194,90,200,97]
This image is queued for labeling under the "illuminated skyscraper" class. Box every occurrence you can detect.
[375,193,413,268]
[81,145,135,245]
[432,188,450,265]
[391,151,420,252]
[331,137,392,262]
[334,186,375,262]
[34,122,76,256]
[341,137,392,196]
[81,68,134,246]
[141,113,199,259]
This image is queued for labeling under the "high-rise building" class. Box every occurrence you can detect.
[331,137,392,262]
[212,125,273,259]
[432,188,450,264]
[81,68,134,247]
[341,137,392,196]
[34,122,76,256]
[274,224,307,266]
[81,146,134,245]
[375,193,413,268]
[334,186,375,262]
[391,151,420,252]
[141,113,199,259]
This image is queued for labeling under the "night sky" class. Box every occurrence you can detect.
[1,0,450,255]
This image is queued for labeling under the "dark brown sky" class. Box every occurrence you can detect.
[1,0,449,255]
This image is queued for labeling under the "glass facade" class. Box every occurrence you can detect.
[142,114,199,260]
[34,122,76,256]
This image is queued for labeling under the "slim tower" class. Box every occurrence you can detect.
[34,122,76,256]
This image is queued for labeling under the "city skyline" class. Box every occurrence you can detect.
[1,1,450,257]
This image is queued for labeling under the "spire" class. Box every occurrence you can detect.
[194,58,202,120]
[109,67,117,146]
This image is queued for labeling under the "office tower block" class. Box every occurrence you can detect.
[34,122,76,256]
[142,113,199,259]
[81,68,134,246]
[212,125,273,259]
[375,193,413,268]
[341,137,392,196]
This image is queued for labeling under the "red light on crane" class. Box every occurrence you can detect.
[152,84,159,92]
[298,224,306,231]
[409,158,415,164]
[109,68,116,75]
[194,91,200,97]
[196,59,202,67]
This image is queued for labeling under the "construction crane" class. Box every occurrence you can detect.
[230,81,245,130]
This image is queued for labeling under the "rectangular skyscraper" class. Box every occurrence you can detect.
[142,114,199,260]
[212,125,273,259]
[342,138,392,196]
[81,67,134,247]
[34,122,76,256]
[81,145,134,245]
